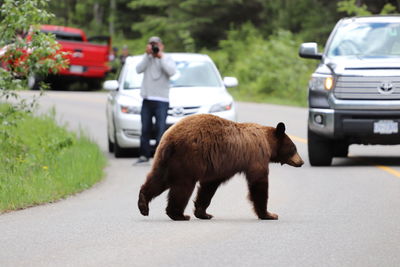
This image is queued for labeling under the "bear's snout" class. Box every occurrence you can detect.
[287,152,304,167]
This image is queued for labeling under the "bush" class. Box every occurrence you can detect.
[205,24,316,106]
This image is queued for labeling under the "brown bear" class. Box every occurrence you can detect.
[138,114,304,221]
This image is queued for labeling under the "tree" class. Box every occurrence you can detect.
[0,0,67,90]
[0,0,68,139]
[337,0,397,15]
[127,0,267,51]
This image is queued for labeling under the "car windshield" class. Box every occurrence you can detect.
[326,21,400,58]
[123,59,221,89]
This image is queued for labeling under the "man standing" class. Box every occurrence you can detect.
[135,36,176,164]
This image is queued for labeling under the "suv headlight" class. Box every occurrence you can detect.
[309,75,334,91]
[120,105,141,114]
[209,102,233,113]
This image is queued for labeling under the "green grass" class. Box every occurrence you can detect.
[0,104,107,212]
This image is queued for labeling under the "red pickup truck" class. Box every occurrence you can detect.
[39,25,111,90]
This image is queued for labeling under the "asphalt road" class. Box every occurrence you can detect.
[1,91,400,267]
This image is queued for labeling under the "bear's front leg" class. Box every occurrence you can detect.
[259,211,279,220]
[248,180,279,220]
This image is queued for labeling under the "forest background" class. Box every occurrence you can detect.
[13,0,400,105]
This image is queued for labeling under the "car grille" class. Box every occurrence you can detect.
[168,106,200,117]
[334,76,400,100]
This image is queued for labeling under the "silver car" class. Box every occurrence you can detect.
[104,53,238,157]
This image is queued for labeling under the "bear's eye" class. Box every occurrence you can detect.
[279,145,296,158]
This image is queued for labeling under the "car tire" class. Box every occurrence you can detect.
[334,140,349,157]
[114,131,127,158]
[132,148,141,158]
[87,79,102,91]
[28,75,42,90]
[108,133,114,153]
[308,128,333,166]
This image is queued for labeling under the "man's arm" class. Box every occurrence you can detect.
[160,56,176,77]
[136,54,151,74]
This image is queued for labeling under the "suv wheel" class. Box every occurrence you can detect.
[308,128,333,166]
[334,141,349,157]
[114,131,127,158]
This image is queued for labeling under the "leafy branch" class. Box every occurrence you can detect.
[0,0,68,140]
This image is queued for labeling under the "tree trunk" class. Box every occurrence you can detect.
[109,0,116,37]
[93,2,104,26]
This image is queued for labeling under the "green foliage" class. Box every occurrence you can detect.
[0,0,68,157]
[0,1,99,211]
[127,0,267,51]
[337,0,397,16]
[0,0,68,82]
[0,0,53,43]
[45,1,400,53]
[263,0,339,44]
[205,24,315,106]
[0,104,106,212]
[338,0,372,16]
[380,3,397,14]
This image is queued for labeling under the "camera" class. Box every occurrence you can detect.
[151,44,160,54]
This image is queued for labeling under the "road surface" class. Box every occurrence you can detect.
[1,91,400,267]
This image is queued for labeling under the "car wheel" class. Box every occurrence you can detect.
[334,140,349,157]
[114,130,130,158]
[87,79,102,91]
[308,128,333,166]
[132,148,141,158]
[108,133,114,153]
[28,75,42,90]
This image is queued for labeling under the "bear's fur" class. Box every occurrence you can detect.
[138,114,304,220]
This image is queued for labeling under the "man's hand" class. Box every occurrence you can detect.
[153,51,163,58]
[145,44,153,55]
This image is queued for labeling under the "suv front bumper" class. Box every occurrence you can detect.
[309,108,400,144]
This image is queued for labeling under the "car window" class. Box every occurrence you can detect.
[327,22,400,58]
[122,59,221,90]
[41,30,84,42]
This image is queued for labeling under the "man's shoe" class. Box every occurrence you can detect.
[133,156,149,165]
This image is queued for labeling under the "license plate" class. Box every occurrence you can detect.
[373,120,398,134]
[70,65,84,73]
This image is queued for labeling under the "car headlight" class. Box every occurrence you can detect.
[309,75,334,91]
[120,105,141,114]
[209,102,233,113]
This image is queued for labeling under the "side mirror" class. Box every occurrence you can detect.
[103,80,119,91]
[299,42,322,60]
[223,77,238,88]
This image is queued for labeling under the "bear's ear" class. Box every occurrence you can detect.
[275,122,286,137]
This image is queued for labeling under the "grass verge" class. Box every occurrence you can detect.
[0,104,107,212]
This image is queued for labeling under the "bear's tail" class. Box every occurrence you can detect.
[138,142,174,216]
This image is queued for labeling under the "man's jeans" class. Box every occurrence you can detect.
[140,99,169,158]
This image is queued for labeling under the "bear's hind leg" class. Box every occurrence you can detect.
[166,182,196,221]
[194,180,221,219]
[138,175,168,216]
[248,180,278,220]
